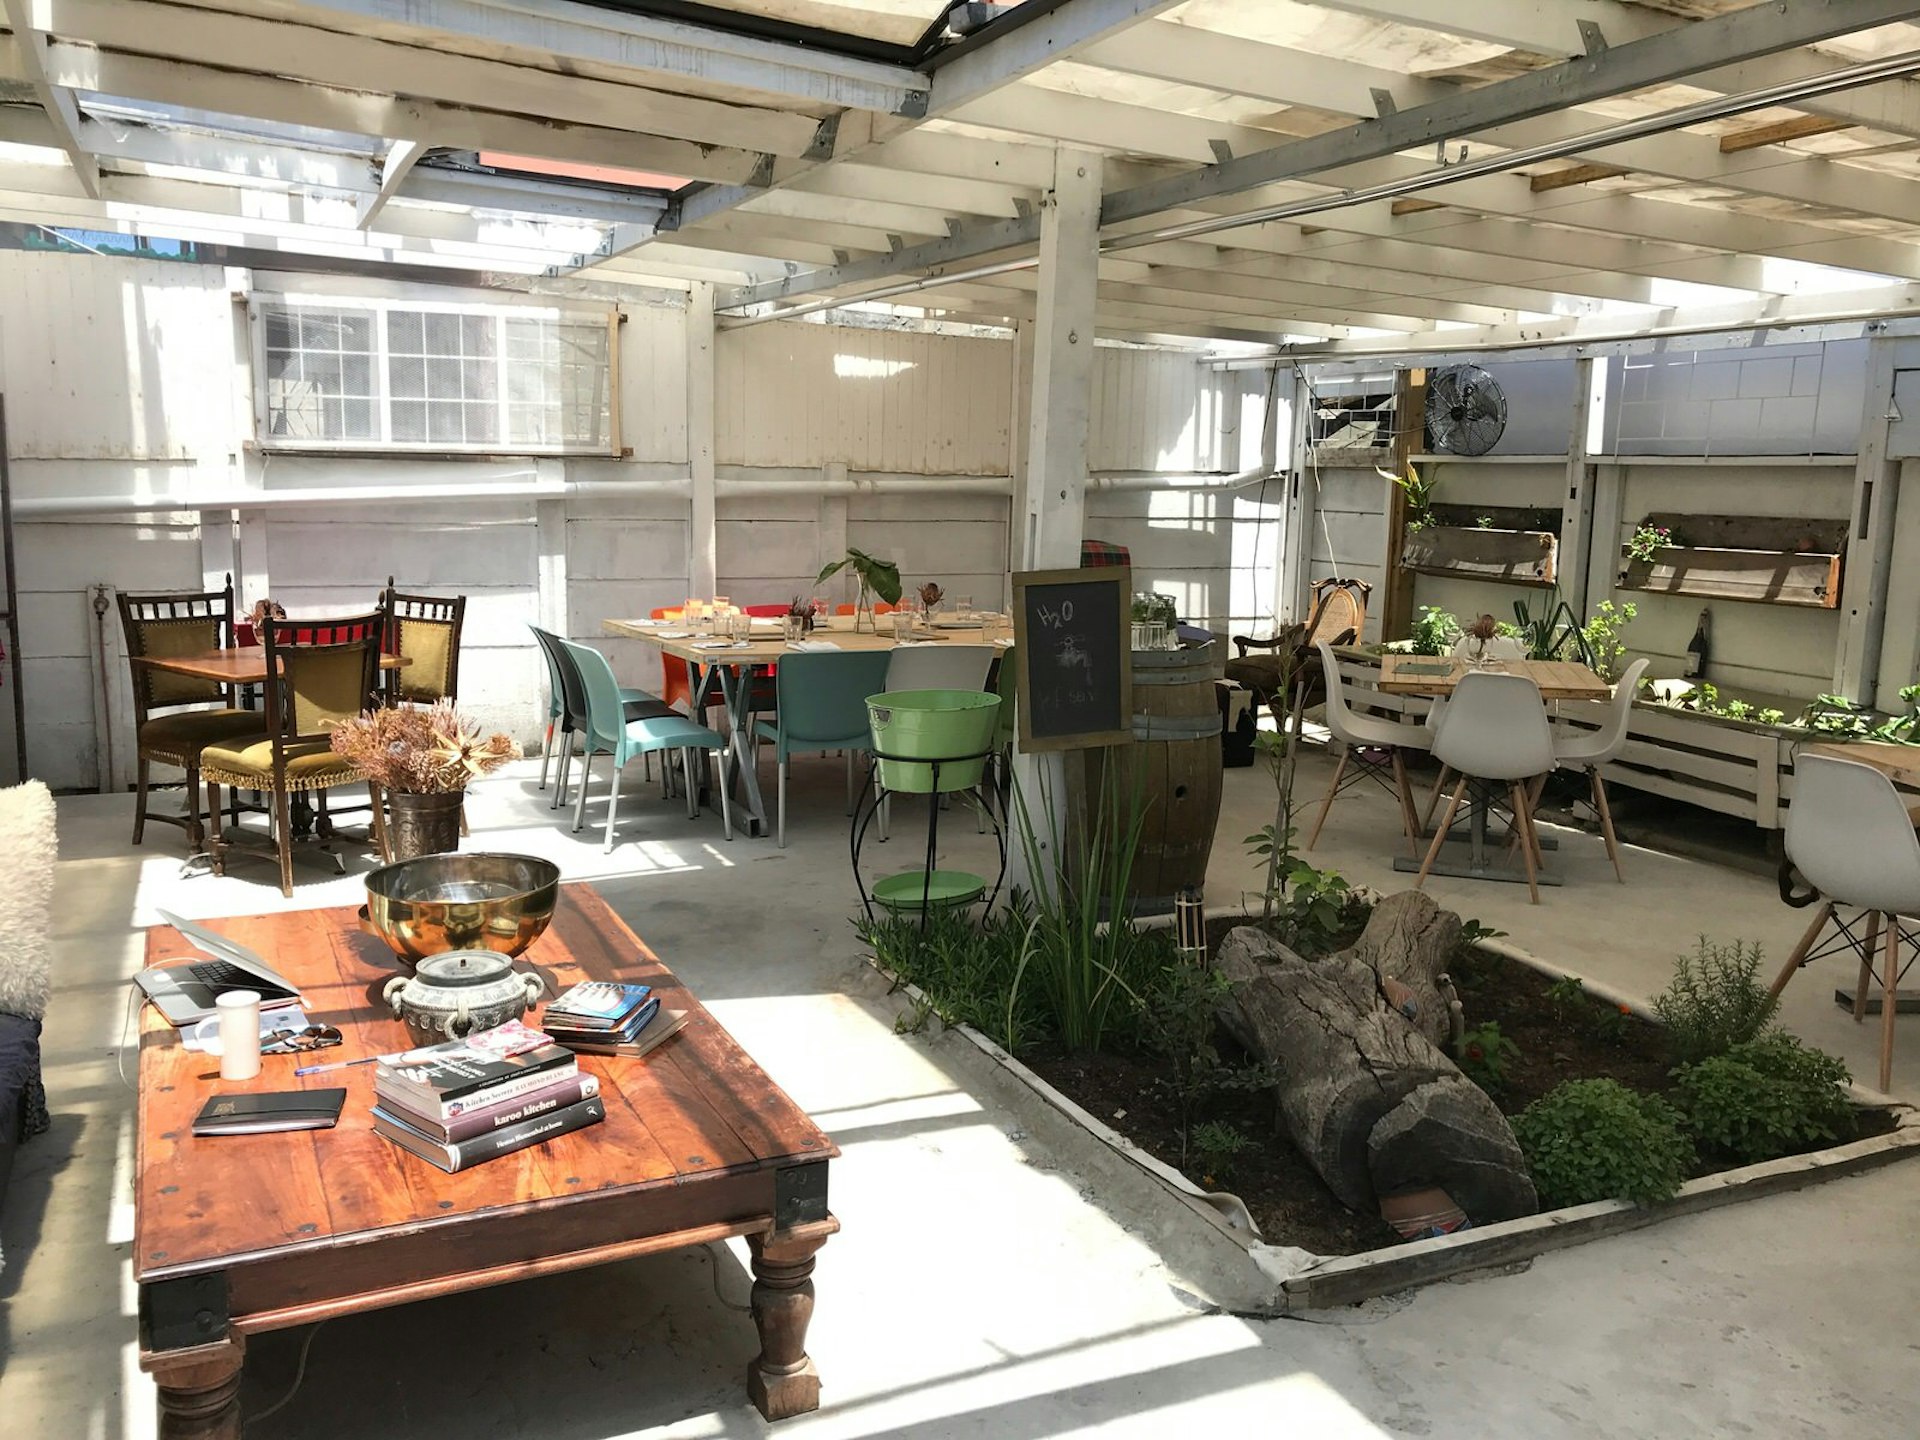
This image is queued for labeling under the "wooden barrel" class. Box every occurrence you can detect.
[1087,645,1223,915]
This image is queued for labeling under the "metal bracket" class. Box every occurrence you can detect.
[1208,139,1234,164]
[804,113,842,161]
[1371,89,1397,119]
[773,1161,830,1230]
[139,1272,231,1354]
[747,153,777,189]
[1012,197,1034,220]
[1577,19,1608,56]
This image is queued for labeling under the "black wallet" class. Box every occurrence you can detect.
[192,1088,347,1135]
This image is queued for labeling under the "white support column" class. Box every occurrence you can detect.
[535,496,569,637]
[1279,367,1315,622]
[1558,356,1606,618]
[1017,148,1102,570]
[200,509,238,595]
[1007,319,1034,607]
[688,282,719,596]
[1584,463,1627,625]
[1837,338,1900,704]
[818,461,849,597]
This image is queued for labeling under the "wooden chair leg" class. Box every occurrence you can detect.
[132,756,151,845]
[1305,749,1348,851]
[539,719,555,790]
[272,788,295,898]
[1855,911,1883,1023]
[1767,901,1836,1000]
[1415,778,1468,889]
[1591,767,1625,883]
[184,760,205,852]
[1421,764,1451,831]
[1389,748,1420,851]
[1878,912,1899,1094]
[1510,782,1541,904]
[204,780,227,876]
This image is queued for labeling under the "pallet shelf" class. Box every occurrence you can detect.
[1401,503,1560,587]
[1617,513,1846,609]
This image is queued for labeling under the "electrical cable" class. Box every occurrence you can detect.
[116,983,138,1091]
[246,1320,326,1428]
[699,1242,755,1313]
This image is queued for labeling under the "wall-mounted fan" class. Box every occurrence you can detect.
[1426,365,1508,456]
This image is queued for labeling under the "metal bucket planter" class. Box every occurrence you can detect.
[866,689,1002,794]
[386,790,465,861]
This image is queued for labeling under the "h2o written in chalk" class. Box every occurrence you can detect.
[1033,599,1074,627]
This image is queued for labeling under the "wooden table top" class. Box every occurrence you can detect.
[1801,740,1920,787]
[604,616,1006,665]
[133,647,407,684]
[1376,654,1612,701]
[135,884,834,1309]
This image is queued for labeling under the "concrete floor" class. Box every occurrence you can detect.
[3,744,1918,1438]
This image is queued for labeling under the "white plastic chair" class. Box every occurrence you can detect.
[885,644,996,693]
[1543,657,1650,883]
[1415,671,1555,903]
[1421,635,1532,820]
[1768,752,1920,1093]
[1305,641,1431,852]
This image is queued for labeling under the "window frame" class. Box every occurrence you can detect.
[249,293,622,457]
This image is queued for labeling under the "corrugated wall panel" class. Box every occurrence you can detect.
[618,298,689,464]
[1089,347,1218,473]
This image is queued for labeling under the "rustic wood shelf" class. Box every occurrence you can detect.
[1617,513,1846,610]
[1404,525,1559,586]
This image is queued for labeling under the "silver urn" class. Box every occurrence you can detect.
[382,950,546,1046]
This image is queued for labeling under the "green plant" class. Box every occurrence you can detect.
[1189,1120,1253,1185]
[857,903,1046,1053]
[1475,514,1495,529]
[1801,693,1872,736]
[1452,1020,1520,1092]
[1624,521,1676,564]
[1544,974,1587,1018]
[1276,860,1362,954]
[1580,599,1637,683]
[1514,1079,1693,1208]
[1589,1002,1635,1044]
[1409,605,1461,657]
[1651,937,1781,1065]
[1130,592,1178,627]
[1510,590,1594,665]
[1391,462,1437,532]
[815,546,902,608]
[1672,1034,1855,1165]
[1139,961,1238,1164]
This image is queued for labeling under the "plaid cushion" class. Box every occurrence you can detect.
[1080,539,1131,568]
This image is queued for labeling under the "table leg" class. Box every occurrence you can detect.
[707,663,769,838]
[143,1339,246,1440]
[746,1228,828,1420]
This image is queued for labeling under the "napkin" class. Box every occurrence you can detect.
[787,639,841,652]
[657,630,692,639]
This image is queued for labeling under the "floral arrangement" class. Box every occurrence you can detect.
[1625,522,1675,563]
[786,594,816,633]
[918,581,944,615]
[329,700,520,794]
[1464,613,1500,643]
[248,597,287,630]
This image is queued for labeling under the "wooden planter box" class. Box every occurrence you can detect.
[1404,525,1558,586]
[1618,514,1846,609]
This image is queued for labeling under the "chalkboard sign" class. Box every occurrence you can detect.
[1011,566,1133,752]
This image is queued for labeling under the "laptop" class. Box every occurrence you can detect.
[135,910,305,1027]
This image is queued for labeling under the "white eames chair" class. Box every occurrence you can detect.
[1768,752,1920,1094]
[1415,671,1555,903]
[1306,641,1430,852]
[1543,657,1650,883]
[1421,635,1531,824]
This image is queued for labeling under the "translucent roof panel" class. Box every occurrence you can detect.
[585,1,963,54]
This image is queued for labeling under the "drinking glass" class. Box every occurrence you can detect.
[955,595,975,621]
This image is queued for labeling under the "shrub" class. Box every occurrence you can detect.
[1512,1079,1693,1208]
[1410,605,1460,656]
[1673,1034,1855,1165]
[1190,1121,1253,1185]
[1651,937,1781,1064]
[858,903,1046,1053]
[1452,1020,1520,1093]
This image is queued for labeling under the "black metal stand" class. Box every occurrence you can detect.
[851,746,1008,929]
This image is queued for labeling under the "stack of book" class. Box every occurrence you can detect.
[371,1019,605,1173]
[542,981,687,1058]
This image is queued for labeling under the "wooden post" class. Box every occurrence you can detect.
[687,282,719,598]
[1836,337,1898,705]
[1559,356,1605,618]
[1380,367,1426,643]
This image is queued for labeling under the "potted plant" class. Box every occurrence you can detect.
[329,700,521,860]
[816,547,903,633]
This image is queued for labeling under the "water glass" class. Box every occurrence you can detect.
[955,594,975,620]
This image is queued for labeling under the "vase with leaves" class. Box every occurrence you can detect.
[329,700,521,860]
[1463,613,1500,667]
[816,547,902,633]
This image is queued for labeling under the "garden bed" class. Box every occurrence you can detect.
[1014,916,1899,1259]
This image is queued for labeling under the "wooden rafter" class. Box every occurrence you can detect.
[1718,115,1853,153]
[1390,198,1445,216]
[1529,162,1629,192]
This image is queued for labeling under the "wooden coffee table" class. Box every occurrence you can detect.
[134,884,838,1436]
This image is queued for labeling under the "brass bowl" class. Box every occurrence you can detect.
[360,852,561,964]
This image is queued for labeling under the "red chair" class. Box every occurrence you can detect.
[743,603,790,618]
[834,602,895,615]
[649,607,695,712]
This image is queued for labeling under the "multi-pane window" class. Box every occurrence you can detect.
[258,298,614,452]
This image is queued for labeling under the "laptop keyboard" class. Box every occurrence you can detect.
[188,959,292,998]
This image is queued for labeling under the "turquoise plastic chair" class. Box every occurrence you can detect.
[559,639,733,852]
[529,626,669,797]
[754,649,893,847]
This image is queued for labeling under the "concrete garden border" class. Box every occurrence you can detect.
[864,929,1920,1315]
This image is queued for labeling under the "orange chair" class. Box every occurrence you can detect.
[834,601,896,615]
[743,603,790,618]
[650,607,695,712]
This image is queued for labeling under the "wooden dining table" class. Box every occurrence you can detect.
[132,646,408,686]
[1375,652,1612,886]
[603,616,1008,838]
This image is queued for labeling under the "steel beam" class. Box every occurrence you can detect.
[927,0,1184,118]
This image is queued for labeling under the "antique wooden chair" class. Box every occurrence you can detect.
[381,578,466,706]
[116,574,262,850]
[201,612,388,896]
[1225,577,1372,717]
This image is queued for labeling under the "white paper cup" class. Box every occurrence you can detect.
[216,990,262,1081]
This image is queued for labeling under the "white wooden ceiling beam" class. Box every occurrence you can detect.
[943,83,1292,165]
[356,137,421,228]
[2,0,101,198]
[46,0,827,158]
[37,42,775,185]
[271,0,931,115]
[924,0,1185,117]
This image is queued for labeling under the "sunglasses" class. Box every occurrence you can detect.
[262,1024,344,1056]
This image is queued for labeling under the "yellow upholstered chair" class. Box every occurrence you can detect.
[200,611,388,896]
[381,578,466,706]
[116,575,261,850]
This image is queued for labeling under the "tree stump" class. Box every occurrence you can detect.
[1214,912,1536,1226]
